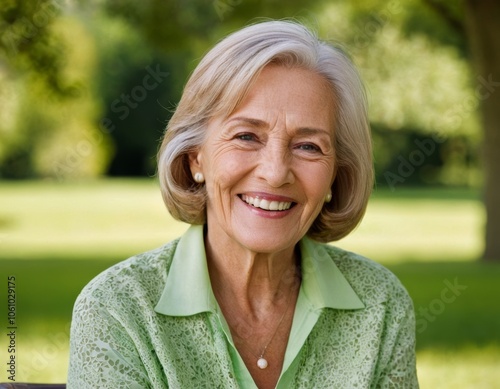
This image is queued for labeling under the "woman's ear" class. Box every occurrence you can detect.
[188,150,203,176]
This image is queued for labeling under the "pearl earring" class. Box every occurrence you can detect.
[325,192,332,203]
[194,172,205,183]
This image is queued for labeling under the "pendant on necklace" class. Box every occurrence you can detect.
[257,357,268,369]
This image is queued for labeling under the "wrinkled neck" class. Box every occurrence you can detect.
[205,229,301,319]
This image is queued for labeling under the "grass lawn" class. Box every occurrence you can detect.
[0,179,499,387]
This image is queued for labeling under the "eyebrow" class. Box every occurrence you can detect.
[227,116,332,137]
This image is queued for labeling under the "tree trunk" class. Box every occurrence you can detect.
[464,0,500,261]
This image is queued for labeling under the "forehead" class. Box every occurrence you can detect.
[228,65,336,131]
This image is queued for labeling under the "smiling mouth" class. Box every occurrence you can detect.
[240,194,295,211]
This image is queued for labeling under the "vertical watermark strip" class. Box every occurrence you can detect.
[6,276,17,382]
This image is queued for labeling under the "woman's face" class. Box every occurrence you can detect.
[191,65,336,254]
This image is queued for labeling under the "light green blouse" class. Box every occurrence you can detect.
[68,225,418,388]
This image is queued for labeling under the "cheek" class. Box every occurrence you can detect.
[303,163,334,191]
[207,152,247,191]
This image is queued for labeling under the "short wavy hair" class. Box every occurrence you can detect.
[157,20,373,242]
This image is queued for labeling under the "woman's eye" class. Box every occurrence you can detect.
[236,133,256,141]
[297,143,321,152]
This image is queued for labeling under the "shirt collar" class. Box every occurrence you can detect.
[154,225,364,316]
[299,237,365,310]
[155,225,218,316]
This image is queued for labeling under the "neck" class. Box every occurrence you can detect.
[205,228,300,320]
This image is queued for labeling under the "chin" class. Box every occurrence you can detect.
[237,233,298,255]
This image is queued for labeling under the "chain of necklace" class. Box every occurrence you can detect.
[236,284,295,370]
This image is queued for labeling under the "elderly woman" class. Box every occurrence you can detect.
[68,21,418,388]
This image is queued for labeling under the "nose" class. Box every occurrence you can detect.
[255,140,295,187]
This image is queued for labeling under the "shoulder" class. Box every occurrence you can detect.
[324,244,413,309]
[75,238,180,307]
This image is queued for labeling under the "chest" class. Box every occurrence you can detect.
[151,306,389,388]
[227,305,296,389]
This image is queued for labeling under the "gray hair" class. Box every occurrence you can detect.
[157,20,373,242]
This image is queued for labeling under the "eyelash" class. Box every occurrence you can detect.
[236,133,256,142]
[296,143,321,152]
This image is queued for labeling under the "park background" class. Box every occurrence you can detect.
[0,0,499,387]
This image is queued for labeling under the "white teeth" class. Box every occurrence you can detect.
[241,195,292,211]
[260,199,270,209]
[269,201,279,211]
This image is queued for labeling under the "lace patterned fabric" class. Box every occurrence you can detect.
[67,229,418,388]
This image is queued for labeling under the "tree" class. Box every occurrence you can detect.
[317,1,480,190]
[0,2,112,179]
[464,0,500,261]
[0,0,67,95]
[422,0,500,261]
[320,0,499,261]
[92,0,330,177]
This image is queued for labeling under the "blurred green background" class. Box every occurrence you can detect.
[1,0,499,387]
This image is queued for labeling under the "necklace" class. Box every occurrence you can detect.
[239,286,295,370]
[256,299,291,369]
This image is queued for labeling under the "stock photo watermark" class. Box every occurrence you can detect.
[17,324,71,380]
[1,0,69,56]
[384,72,499,191]
[351,0,402,51]
[324,0,402,53]
[3,275,71,382]
[213,0,243,21]
[52,63,169,179]
[384,133,446,191]
[416,278,467,334]
[101,64,170,130]
[5,276,17,382]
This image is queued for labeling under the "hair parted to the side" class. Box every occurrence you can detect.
[157,20,373,242]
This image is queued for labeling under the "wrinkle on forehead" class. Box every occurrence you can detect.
[226,65,336,139]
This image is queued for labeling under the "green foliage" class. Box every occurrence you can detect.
[372,127,482,188]
[318,1,477,136]
[402,0,466,53]
[317,0,480,187]
[89,13,186,176]
[0,0,483,185]
[0,0,68,95]
[101,0,219,52]
[0,9,113,179]
[100,0,326,53]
